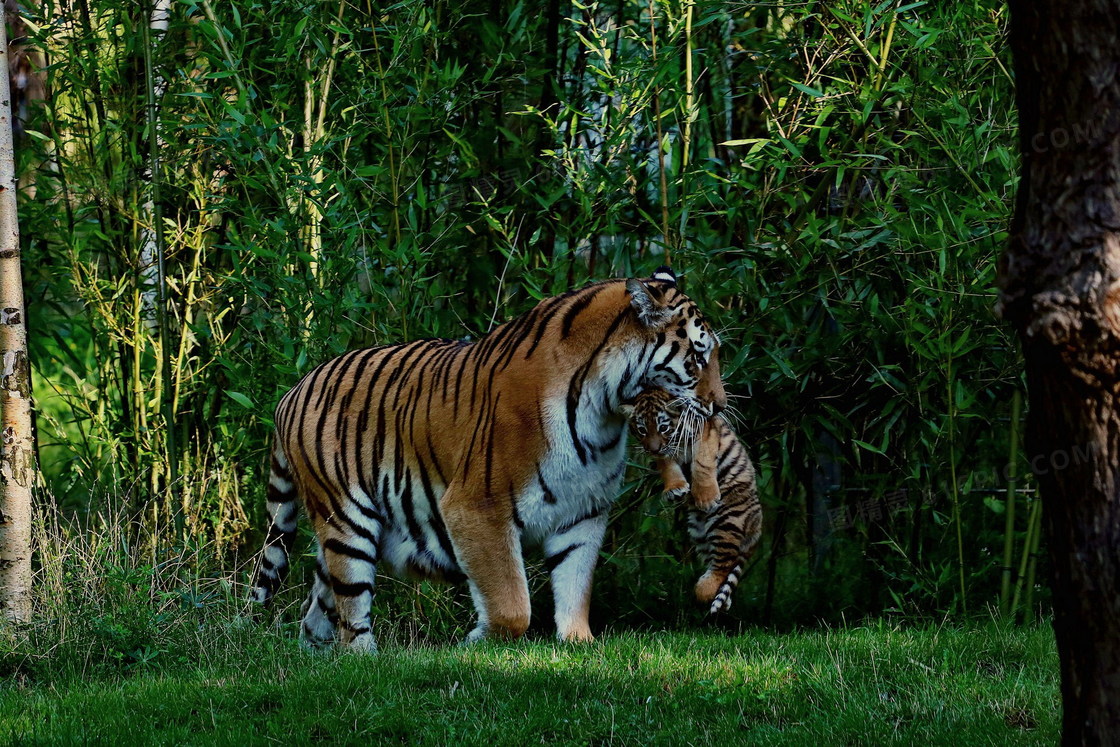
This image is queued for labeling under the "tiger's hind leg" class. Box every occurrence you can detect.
[250,441,299,606]
[318,519,382,653]
[544,511,608,643]
[299,545,338,648]
[303,485,384,653]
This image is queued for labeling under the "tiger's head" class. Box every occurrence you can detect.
[626,267,726,416]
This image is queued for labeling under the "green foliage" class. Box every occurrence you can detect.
[1,506,1057,743]
[2,607,1060,744]
[15,0,1035,626]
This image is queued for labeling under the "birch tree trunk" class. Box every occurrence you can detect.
[999,1,1120,742]
[0,12,34,624]
[138,0,170,331]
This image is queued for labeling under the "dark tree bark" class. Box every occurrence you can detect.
[999,2,1120,743]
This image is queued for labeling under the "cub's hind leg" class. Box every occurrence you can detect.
[310,492,384,653]
[688,420,722,510]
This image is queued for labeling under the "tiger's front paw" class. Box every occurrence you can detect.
[557,624,595,644]
[341,631,378,654]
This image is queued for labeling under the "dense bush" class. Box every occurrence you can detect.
[15,0,1033,629]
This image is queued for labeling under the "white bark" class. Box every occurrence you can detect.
[138,0,171,330]
[0,12,35,624]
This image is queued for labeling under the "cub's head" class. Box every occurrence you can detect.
[626,267,727,415]
[619,388,680,456]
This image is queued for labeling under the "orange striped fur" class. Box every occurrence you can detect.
[251,269,726,649]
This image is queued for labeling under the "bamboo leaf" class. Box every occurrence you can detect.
[789,81,825,98]
[225,391,254,409]
[853,439,886,455]
[720,138,770,147]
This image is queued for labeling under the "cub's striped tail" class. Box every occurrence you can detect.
[250,440,299,606]
[708,560,743,615]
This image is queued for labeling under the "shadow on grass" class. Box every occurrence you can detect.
[1,626,1058,746]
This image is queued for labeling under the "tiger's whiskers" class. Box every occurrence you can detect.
[667,401,703,456]
[719,402,746,432]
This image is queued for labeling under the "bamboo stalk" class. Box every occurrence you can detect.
[872,2,900,93]
[130,283,147,506]
[1000,388,1022,616]
[946,336,967,613]
[1021,497,1043,621]
[141,0,178,526]
[682,0,695,170]
[303,52,314,268]
[1009,496,1041,619]
[172,239,205,422]
[648,0,670,263]
[677,0,697,254]
[303,0,346,284]
[368,9,403,248]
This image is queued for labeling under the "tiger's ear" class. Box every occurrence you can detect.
[651,266,677,286]
[627,278,673,328]
[618,403,635,419]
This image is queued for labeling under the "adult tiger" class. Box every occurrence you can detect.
[250,268,725,650]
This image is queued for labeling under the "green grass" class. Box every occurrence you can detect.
[1,622,1058,746]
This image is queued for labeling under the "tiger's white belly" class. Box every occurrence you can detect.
[379,526,454,580]
[376,443,626,575]
[517,400,629,547]
[370,396,629,577]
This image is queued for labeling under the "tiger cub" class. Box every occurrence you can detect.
[621,387,762,614]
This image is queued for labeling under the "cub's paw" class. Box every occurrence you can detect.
[663,482,691,500]
[691,484,722,511]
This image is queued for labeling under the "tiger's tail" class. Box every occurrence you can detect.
[249,438,299,606]
[708,561,744,615]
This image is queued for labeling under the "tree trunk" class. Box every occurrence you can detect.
[0,12,34,624]
[999,2,1120,742]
